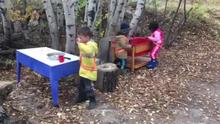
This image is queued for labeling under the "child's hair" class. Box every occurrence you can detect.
[148,21,159,32]
[78,27,93,37]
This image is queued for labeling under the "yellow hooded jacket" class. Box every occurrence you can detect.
[78,40,98,81]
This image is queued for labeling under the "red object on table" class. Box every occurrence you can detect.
[59,55,64,62]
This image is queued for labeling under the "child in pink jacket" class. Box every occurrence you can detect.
[147,21,164,69]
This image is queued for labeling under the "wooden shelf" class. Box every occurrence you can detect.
[127,56,150,71]
[111,37,152,71]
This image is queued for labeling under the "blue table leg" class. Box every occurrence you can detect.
[50,78,59,107]
[16,62,21,84]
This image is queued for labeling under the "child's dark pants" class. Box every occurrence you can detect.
[77,77,96,103]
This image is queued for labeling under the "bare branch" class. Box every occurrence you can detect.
[165,0,183,48]
[163,0,169,18]
[169,7,193,45]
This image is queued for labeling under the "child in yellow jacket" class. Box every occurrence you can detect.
[76,27,98,109]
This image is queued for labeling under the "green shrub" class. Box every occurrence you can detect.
[188,2,209,22]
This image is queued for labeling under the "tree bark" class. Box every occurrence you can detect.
[62,0,78,54]
[91,0,103,41]
[105,0,116,37]
[44,0,60,50]
[128,0,145,37]
[98,36,116,63]
[87,0,97,28]
[84,0,89,22]
[54,0,65,33]
[118,0,128,25]
[169,4,192,46]
[0,0,11,46]
[91,0,101,30]
[105,0,125,37]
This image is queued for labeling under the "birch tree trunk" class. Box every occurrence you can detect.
[54,0,65,33]
[44,0,60,50]
[0,0,11,45]
[128,0,145,37]
[84,0,89,22]
[112,0,125,32]
[5,0,12,9]
[87,0,97,28]
[91,0,102,41]
[118,0,128,25]
[91,0,101,30]
[105,0,116,37]
[62,0,78,54]
[105,0,125,37]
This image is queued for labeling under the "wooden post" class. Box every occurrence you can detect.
[132,47,135,71]
[96,63,118,92]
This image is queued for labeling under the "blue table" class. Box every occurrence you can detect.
[16,47,80,106]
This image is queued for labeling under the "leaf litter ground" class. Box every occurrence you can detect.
[1,22,220,124]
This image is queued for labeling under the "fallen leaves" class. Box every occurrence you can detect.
[1,20,220,123]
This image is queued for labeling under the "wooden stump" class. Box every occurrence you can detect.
[96,63,118,92]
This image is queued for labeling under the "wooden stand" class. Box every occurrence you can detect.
[96,63,118,92]
[127,56,151,71]
[111,37,152,71]
[127,38,152,71]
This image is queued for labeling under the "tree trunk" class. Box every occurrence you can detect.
[112,0,126,31]
[128,0,145,37]
[44,0,60,50]
[87,0,97,28]
[52,0,65,50]
[96,63,118,92]
[91,0,101,30]
[55,0,65,33]
[0,0,11,46]
[105,0,116,37]
[84,0,89,23]
[91,0,103,41]
[165,0,182,47]
[169,2,192,47]
[105,0,125,37]
[4,0,12,9]
[98,36,116,63]
[118,0,128,25]
[62,0,78,54]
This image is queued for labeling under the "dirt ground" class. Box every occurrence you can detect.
[1,17,220,124]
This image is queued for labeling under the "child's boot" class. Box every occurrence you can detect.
[75,95,87,103]
[75,91,87,103]
[147,59,158,69]
[87,96,96,110]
